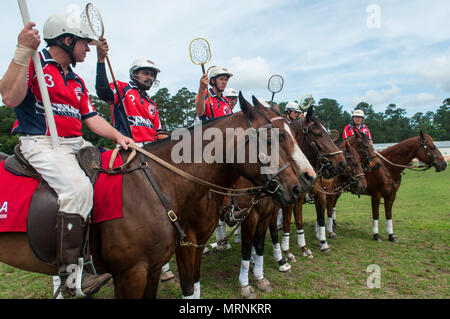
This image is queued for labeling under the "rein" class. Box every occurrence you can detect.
[374,151,431,171]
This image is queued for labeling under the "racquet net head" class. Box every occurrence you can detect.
[330,129,340,142]
[189,38,211,65]
[82,2,104,39]
[300,94,313,111]
[268,75,284,94]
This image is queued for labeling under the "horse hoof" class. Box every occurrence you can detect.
[203,247,210,255]
[256,278,273,293]
[303,249,314,258]
[389,234,399,243]
[329,232,337,239]
[372,234,382,242]
[160,270,175,282]
[286,253,296,263]
[240,285,257,299]
[278,262,291,272]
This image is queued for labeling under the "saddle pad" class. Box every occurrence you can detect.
[0,161,40,232]
[0,150,124,233]
[93,150,124,224]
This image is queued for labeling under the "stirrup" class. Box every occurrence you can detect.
[54,257,98,299]
[223,207,247,227]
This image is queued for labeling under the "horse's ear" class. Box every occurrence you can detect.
[252,96,261,109]
[306,105,314,122]
[239,91,254,118]
[345,140,351,150]
[420,129,425,139]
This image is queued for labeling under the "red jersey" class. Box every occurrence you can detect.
[196,88,232,120]
[109,81,162,143]
[343,123,372,140]
[12,49,97,137]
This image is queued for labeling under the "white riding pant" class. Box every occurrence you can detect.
[19,136,94,220]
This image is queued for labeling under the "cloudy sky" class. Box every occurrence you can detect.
[1,0,449,115]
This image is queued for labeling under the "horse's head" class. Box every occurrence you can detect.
[344,141,367,194]
[352,128,383,173]
[290,106,347,179]
[416,131,448,172]
[230,93,316,205]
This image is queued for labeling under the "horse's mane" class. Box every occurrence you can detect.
[144,113,234,150]
[380,136,418,156]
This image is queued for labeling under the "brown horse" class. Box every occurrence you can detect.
[276,135,370,262]
[332,130,447,241]
[0,93,307,299]
[174,104,343,299]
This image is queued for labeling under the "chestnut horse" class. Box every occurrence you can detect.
[174,105,344,298]
[331,130,447,241]
[0,93,306,299]
[275,134,370,263]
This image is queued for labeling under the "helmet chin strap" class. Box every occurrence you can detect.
[130,73,154,91]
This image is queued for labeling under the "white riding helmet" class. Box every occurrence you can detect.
[208,66,233,80]
[129,58,161,76]
[257,98,270,108]
[43,13,100,45]
[223,87,238,98]
[285,101,301,112]
[352,109,365,118]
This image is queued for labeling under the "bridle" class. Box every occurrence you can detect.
[298,117,343,176]
[418,136,442,168]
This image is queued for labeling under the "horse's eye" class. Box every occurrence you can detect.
[279,132,286,142]
[430,146,436,151]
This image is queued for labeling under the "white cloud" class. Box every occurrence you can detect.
[402,93,441,110]
[420,55,450,93]
[227,56,275,91]
[353,85,401,107]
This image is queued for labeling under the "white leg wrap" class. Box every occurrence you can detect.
[326,217,333,233]
[332,208,336,220]
[386,219,394,234]
[162,262,170,273]
[315,221,319,234]
[239,260,250,287]
[272,243,282,262]
[193,282,200,299]
[372,219,379,234]
[182,294,195,299]
[281,233,290,251]
[297,230,306,247]
[253,254,264,280]
[318,226,326,242]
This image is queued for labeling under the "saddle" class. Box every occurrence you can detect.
[3,144,102,265]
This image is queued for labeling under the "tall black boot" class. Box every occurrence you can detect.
[56,212,112,297]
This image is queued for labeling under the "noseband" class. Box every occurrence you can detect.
[419,136,442,168]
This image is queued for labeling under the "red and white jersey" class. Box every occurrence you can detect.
[109,81,162,143]
[196,88,232,120]
[12,49,97,137]
[343,123,372,140]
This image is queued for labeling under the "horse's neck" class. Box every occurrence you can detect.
[380,138,418,176]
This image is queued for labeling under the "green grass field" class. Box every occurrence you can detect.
[0,168,449,299]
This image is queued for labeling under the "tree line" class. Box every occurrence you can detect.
[0,87,448,154]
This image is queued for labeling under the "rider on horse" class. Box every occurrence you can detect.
[195,66,233,120]
[95,38,172,281]
[223,87,238,112]
[0,13,134,297]
[284,101,302,123]
[343,109,373,143]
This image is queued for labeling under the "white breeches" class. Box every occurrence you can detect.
[20,136,93,220]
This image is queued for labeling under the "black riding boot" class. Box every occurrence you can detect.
[56,212,112,298]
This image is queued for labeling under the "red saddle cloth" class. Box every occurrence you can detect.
[0,150,123,232]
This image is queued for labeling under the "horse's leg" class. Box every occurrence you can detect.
[269,214,291,272]
[314,191,330,252]
[113,263,151,298]
[326,195,337,239]
[143,269,161,299]
[281,204,294,261]
[239,216,257,299]
[332,194,340,231]
[371,194,382,241]
[176,245,197,299]
[384,192,399,243]
[252,220,273,294]
[293,196,313,258]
